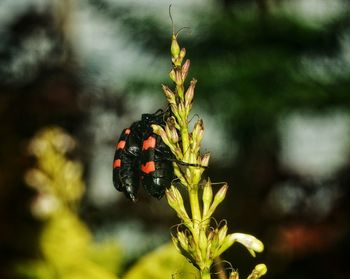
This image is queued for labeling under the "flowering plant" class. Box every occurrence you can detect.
[152,25,267,279]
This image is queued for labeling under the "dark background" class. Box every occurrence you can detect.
[1,0,350,278]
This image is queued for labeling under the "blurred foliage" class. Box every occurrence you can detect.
[14,127,121,279]
[124,243,199,279]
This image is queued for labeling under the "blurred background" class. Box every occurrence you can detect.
[1,0,350,278]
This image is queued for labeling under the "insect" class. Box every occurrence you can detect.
[113,109,174,201]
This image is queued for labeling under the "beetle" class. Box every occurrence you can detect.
[113,109,174,201]
[140,131,174,199]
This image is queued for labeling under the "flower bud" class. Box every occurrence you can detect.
[215,234,235,257]
[247,264,267,279]
[201,153,210,167]
[213,184,228,207]
[152,124,167,141]
[207,230,214,242]
[162,84,176,104]
[218,224,228,245]
[171,34,180,58]
[169,69,176,82]
[166,188,177,210]
[184,79,196,107]
[181,59,190,81]
[177,231,189,252]
[202,179,213,216]
[167,185,191,223]
[171,127,179,143]
[229,271,239,279]
[152,124,177,154]
[165,125,173,142]
[172,236,181,253]
[179,47,186,59]
[205,183,228,219]
[169,116,180,130]
[209,229,220,259]
[170,104,180,120]
[192,118,203,144]
[175,69,183,86]
[173,165,187,186]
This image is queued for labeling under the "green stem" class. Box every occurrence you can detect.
[180,125,190,159]
[189,188,201,224]
[200,268,211,279]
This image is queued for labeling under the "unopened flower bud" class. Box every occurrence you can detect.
[181,59,190,81]
[213,184,228,206]
[192,118,203,145]
[175,69,183,86]
[152,124,167,141]
[167,185,190,223]
[169,69,176,82]
[201,153,210,167]
[177,231,189,252]
[179,47,186,59]
[202,179,213,216]
[247,264,267,279]
[170,104,180,120]
[218,224,228,244]
[215,234,235,257]
[166,188,177,210]
[205,183,228,219]
[172,236,181,253]
[229,271,239,279]
[184,79,196,107]
[169,116,180,130]
[152,124,177,154]
[173,164,187,186]
[170,127,179,143]
[207,230,214,242]
[209,228,220,253]
[171,34,180,58]
[162,84,176,104]
[165,125,173,141]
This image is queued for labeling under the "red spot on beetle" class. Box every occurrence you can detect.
[116,140,126,149]
[113,159,121,168]
[141,161,155,174]
[125,128,131,135]
[142,136,156,150]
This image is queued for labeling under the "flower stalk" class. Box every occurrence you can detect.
[152,29,267,279]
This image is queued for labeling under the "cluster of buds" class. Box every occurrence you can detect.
[170,179,264,272]
[153,27,267,279]
[25,127,85,218]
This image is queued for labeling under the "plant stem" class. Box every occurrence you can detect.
[201,268,211,279]
[180,126,190,160]
[189,188,201,227]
